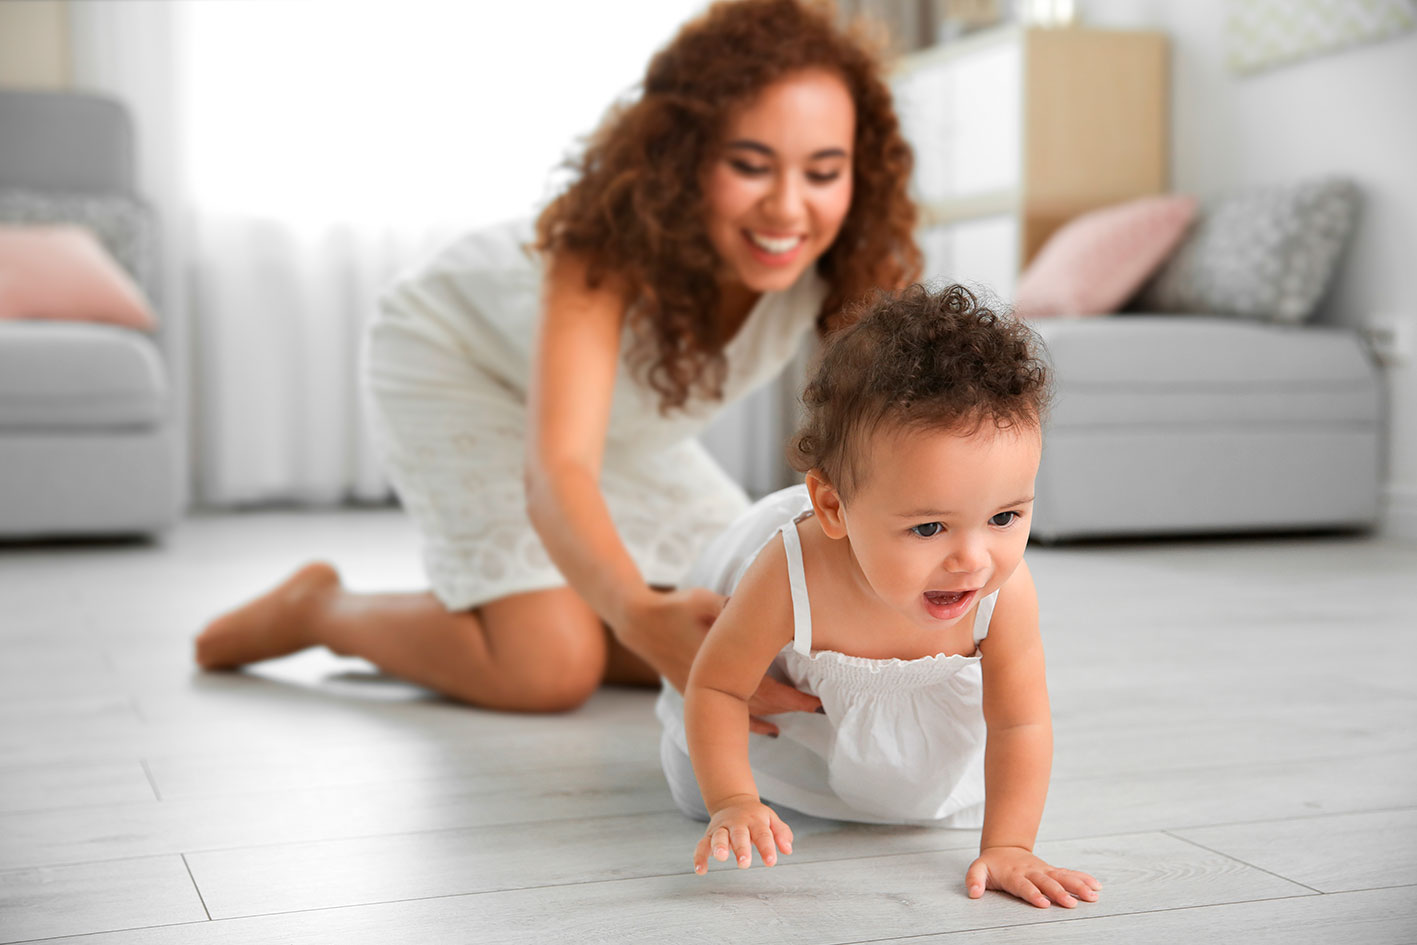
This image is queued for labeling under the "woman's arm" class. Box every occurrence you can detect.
[684,538,797,871]
[524,253,719,692]
[968,560,1101,908]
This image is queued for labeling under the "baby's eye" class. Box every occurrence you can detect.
[911,522,943,538]
[990,511,1019,527]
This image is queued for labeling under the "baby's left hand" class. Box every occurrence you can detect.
[965,846,1101,909]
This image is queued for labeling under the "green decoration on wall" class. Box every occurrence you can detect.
[1227,0,1416,74]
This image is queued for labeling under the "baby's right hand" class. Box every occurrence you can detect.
[693,795,794,874]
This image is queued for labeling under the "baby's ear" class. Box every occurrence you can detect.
[805,470,848,540]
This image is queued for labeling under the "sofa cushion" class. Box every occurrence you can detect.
[1014,195,1196,318]
[0,225,157,330]
[1134,177,1358,324]
[0,321,168,428]
[1032,316,1378,428]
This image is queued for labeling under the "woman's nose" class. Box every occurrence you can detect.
[762,171,805,223]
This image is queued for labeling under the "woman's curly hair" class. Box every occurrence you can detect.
[535,0,920,413]
[789,284,1051,497]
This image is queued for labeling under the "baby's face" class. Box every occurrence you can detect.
[839,423,1041,630]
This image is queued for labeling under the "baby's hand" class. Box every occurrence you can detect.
[965,846,1101,909]
[693,795,793,874]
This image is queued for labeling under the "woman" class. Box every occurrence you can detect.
[195,0,920,723]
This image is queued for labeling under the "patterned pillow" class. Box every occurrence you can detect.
[1134,177,1359,324]
[0,188,158,304]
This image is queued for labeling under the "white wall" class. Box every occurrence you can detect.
[1080,0,1417,539]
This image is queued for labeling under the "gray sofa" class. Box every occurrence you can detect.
[1029,316,1381,540]
[0,89,183,538]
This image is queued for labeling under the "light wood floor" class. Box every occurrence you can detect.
[2,510,1415,943]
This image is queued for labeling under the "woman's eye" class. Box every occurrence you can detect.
[990,511,1019,527]
[911,522,943,538]
[806,170,842,184]
[729,159,770,176]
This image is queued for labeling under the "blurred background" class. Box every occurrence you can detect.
[1,0,1414,541]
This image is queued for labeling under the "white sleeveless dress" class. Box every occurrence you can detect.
[657,485,995,827]
[363,219,826,611]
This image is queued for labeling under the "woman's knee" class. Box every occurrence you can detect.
[474,591,608,712]
[511,630,606,711]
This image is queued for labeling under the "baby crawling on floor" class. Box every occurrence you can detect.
[657,283,1100,909]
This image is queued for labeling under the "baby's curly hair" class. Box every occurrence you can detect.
[536,0,920,414]
[789,284,1051,497]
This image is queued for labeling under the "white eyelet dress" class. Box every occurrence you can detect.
[363,219,826,611]
[657,485,996,827]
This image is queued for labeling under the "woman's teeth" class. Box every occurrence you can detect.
[747,231,802,254]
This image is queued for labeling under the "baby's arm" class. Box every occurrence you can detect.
[684,538,797,874]
[969,559,1102,908]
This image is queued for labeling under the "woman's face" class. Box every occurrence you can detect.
[702,68,856,296]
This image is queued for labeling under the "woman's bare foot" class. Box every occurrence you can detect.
[195,562,342,669]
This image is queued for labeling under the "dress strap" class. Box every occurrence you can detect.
[972,589,1000,645]
[779,519,813,655]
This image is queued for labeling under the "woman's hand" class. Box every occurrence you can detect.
[616,588,726,695]
[618,588,822,734]
[748,675,822,736]
[693,795,794,874]
[965,846,1101,909]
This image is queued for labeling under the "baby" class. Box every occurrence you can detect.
[656,284,1100,909]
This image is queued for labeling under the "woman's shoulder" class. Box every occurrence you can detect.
[383,218,540,300]
[379,218,547,333]
[420,218,541,282]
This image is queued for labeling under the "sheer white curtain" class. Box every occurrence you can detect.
[70,0,705,506]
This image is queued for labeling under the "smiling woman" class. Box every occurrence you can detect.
[196,0,921,725]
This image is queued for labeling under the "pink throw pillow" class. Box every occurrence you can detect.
[1014,195,1197,319]
[0,224,156,331]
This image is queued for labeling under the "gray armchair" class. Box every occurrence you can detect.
[0,89,184,538]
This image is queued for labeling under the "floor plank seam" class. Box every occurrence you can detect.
[17,802,1395,877]
[1162,831,1325,895]
[139,759,163,801]
[1154,803,1417,836]
[49,876,1333,935]
[0,819,976,884]
[0,782,675,828]
[132,764,670,803]
[180,853,212,922]
[1311,881,1417,896]
[145,844,1358,927]
[831,888,1408,945]
[1047,749,1417,785]
[5,916,210,945]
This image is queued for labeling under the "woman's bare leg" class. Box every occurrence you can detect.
[603,633,659,687]
[195,564,613,711]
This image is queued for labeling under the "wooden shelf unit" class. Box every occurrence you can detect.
[893,25,1169,296]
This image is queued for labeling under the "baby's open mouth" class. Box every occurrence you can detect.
[924,590,970,606]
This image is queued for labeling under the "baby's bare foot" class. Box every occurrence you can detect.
[195,562,341,669]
